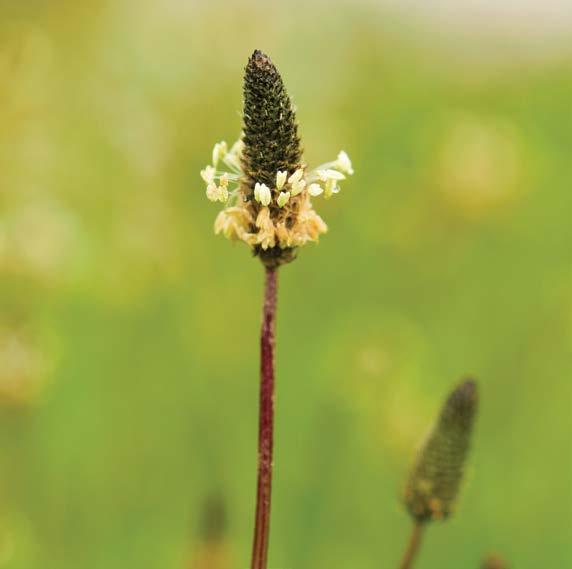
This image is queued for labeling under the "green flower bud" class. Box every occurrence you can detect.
[404,379,478,523]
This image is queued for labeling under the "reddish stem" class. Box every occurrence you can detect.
[399,523,425,569]
[251,266,278,569]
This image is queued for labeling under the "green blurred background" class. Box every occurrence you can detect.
[0,1,571,568]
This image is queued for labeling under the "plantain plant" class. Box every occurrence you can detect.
[200,49,353,569]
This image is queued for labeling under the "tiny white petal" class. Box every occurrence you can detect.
[288,168,304,185]
[259,184,272,206]
[200,165,215,184]
[212,141,228,166]
[290,179,306,197]
[336,151,354,175]
[255,183,272,206]
[276,170,288,191]
[277,191,291,207]
[219,173,229,188]
[308,183,324,197]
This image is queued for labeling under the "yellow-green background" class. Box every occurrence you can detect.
[1,1,571,568]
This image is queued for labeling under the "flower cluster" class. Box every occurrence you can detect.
[202,140,353,252]
[201,50,353,268]
[200,140,244,204]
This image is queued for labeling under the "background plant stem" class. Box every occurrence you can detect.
[251,266,278,569]
[399,523,425,569]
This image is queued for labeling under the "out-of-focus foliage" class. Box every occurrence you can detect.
[0,1,570,568]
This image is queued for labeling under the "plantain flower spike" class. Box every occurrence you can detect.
[404,379,478,523]
[200,50,354,268]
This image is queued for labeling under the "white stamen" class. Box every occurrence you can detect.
[336,151,354,175]
[212,141,228,166]
[276,171,288,191]
[201,165,216,184]
[291,179,306,197]
[317,169,345,182]
[277,191,291,207]
[288,168,304,185]
[254,182,272,206]
[308,183,324,197]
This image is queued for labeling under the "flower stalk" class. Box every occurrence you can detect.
[398,522,425,569]
[251,267,278,569]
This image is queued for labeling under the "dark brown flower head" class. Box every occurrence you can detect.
[242,50,303,192]
[404,379,478,523]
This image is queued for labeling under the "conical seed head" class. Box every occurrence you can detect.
[404,379,478,523]
[242,50,303,193]
[241,50,304,268]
